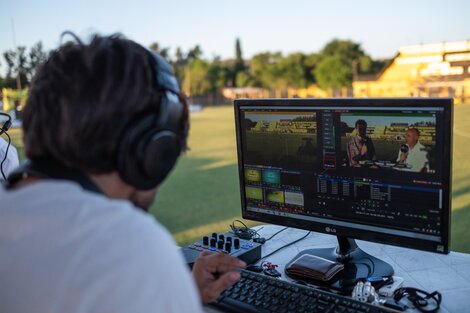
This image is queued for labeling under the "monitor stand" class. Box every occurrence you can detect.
[285,236,394,293]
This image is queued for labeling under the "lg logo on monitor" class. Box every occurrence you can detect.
[325,227,337,233]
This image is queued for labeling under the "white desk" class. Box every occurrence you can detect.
[206,225,470,313]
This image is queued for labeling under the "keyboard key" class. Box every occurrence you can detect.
[214,269,397,313]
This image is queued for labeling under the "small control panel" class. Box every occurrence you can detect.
[181,232,262,268]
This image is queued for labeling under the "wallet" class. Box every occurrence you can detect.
[285,254,344,282]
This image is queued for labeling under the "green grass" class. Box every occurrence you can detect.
[449,105,470,252]
[6,104,470,253]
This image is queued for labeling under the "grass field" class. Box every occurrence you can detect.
[6,104,470,253]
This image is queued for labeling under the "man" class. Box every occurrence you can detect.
[397,127,429,172]
[0,34,245,312]
[347,119,376,166]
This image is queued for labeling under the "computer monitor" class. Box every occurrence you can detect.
[235,98,452,290]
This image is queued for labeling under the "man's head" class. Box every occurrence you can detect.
[405,128,420,147]
[23,33,189,204]
[355,119,367,138]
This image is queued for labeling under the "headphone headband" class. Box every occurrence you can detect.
[116,50,186,190]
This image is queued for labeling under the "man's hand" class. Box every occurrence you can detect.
[192,251,246,304]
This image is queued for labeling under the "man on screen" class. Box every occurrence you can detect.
[347,119,376,166]
[397,127,429,172]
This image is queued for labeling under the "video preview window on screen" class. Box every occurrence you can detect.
[240,108,443,222]
[339,112,437,174]
[242,111,317,215]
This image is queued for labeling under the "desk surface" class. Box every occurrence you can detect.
[207,225,470,313]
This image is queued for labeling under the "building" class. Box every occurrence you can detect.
[353,41,470,104]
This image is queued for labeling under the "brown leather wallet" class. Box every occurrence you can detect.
[285,254,344,282]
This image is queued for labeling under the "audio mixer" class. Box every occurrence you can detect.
[181,232,262,268]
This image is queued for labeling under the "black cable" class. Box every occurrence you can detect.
[258,231,311,262]
[0,131,11,180]
[393,287,442,313]
[230,219,260,240]
[265,226,289,242]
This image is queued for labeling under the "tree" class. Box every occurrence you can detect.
[3,46,28,88]
[235,72,254,87]
[233,38,246,87]
[27,41,47,81]
[173,45,205,95]
[314,55,353,90]
[320,39,385,75]
[187,45,202,61]
[322,39,365,61]
[249,52,283,89]
[276,52,309,88]
[207,59,230,93]
[303,53,321,84]
[149,42,170,60]
[183,58,211,97]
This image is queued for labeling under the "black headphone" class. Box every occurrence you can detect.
[1,112,13,180]
[393,287,442,313]
[6,50,186,192]
[116,51,186,190]
[0,112,12,136]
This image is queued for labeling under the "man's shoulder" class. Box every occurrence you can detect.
[415,141,427,152]
[1,180,170,247]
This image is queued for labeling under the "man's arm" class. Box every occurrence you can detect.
[347,138,359,166]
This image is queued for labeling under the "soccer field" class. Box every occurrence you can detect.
[6,104,470,252]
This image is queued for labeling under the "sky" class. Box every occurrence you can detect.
[0,0,469,64]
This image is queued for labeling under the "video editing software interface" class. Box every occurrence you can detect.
[236,100,451,253]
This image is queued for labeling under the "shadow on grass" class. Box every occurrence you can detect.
[452,185,470,198]
[451,204,470,253]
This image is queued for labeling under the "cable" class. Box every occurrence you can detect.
[258,231,311,262]
[265,226,289,242]
[230,220,260,240]
[0,112,13,180]
[0,132,11,180]
[393,287,442,313]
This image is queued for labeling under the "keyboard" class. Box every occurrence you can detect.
[213,269,396,313]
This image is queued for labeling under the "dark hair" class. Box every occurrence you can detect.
[355,119,367,128]
[23,33,188,174]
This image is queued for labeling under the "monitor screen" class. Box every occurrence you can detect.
[235,98,452,255]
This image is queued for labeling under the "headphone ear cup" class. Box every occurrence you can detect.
[140,130,181,188]
[117,115,156,190]
[117,115,182,190]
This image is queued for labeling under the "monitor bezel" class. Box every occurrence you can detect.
[234,98,453,254]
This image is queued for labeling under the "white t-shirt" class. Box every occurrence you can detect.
[0,136,19,179]
[396,141,428,172]
[0,180,203,313]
